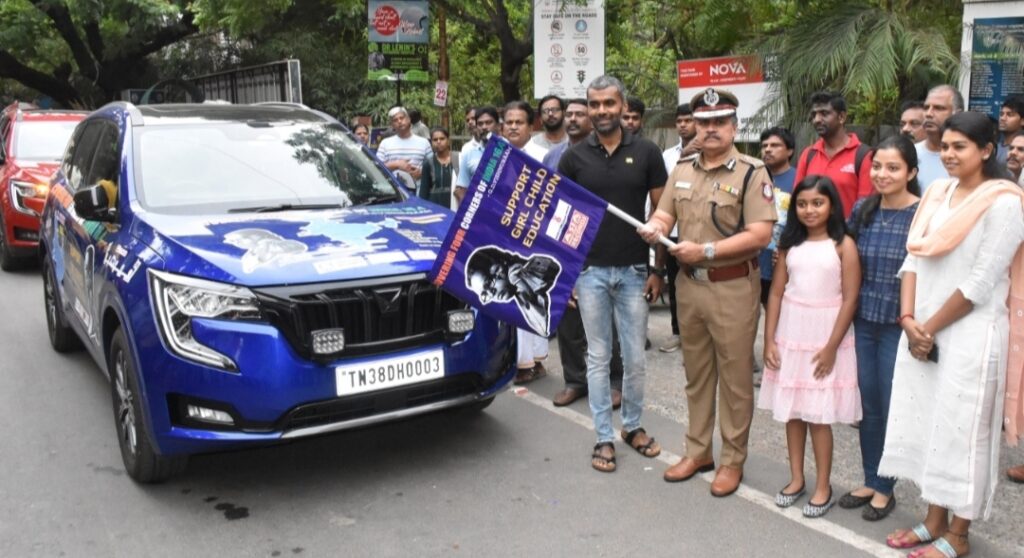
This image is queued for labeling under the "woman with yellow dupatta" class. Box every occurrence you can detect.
[879,111,1024,558]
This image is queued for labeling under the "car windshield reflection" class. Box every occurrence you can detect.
[135,122,399,213]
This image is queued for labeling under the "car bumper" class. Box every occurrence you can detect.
[133,316,516,455]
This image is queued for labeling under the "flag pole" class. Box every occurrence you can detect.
[604,203,677,249]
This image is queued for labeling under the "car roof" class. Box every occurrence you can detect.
[132,103,331,126]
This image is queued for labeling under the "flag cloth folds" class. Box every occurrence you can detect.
[429,136,607,337]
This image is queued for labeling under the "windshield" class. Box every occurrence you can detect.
[135,121,401,213]
[13,121,79,161]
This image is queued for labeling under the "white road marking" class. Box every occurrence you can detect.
[513,388,904,558]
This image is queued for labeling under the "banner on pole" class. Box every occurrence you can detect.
[429,137,607,336]
[367,0,430,82]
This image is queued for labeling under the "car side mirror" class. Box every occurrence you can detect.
[73,183,117,222]
[393,169,416,190]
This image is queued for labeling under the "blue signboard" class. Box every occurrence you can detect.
[969,17,1024,118]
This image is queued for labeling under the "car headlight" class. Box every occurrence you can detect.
[148,269,262,371]
[10,179,48,216]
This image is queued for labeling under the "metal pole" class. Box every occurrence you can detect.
[396,79,402,106]
[604,203,677,249]
[438,5,450,129]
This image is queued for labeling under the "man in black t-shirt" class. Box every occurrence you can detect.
[558,75,668,473]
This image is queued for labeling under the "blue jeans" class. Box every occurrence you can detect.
[854,317,900,495]
[576,264,649,443]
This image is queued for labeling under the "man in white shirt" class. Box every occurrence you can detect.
[525,95,567,162]
[460,107,479,158]
[376,107,432,183]
[915,85,962,190]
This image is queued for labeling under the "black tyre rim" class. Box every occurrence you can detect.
[44,265,58,339]
[113,347,138,457]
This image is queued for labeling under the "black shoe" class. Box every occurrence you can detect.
[861,496,896,521]
[838,491,872,509]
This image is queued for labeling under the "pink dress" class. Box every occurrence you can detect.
[758,238,861,424]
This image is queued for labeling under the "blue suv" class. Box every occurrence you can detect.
[40,103,515,482]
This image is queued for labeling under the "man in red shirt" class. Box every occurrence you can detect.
[794,91,873,217]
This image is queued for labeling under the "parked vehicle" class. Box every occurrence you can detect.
[40,102,516,482]
[0,102,87,270]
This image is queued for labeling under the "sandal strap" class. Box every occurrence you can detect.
[911,523,934,544]
[930,538,960,558]
[623,428,646,445]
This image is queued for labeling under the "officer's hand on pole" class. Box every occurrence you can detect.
[670,240,706,264]
[636,222,664,245]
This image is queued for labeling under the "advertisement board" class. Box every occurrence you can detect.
[533,0,605,99]
[968,17,1024,118]
[367,0,430,82]
[677,54,779,141]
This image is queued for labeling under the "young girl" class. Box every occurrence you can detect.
[839,135,920,521]
[759,175,862,518]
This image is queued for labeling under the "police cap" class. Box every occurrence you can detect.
[690,88,739,119]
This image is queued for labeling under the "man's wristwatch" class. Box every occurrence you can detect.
[649,266,666,277]
[703,242,716,261]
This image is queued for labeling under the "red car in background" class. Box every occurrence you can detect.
[0,102,87,270]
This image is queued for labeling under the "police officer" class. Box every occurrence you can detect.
[639,88,776,497]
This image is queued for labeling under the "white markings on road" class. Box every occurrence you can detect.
[512,388,904,558]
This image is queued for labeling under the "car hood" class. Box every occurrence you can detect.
[12,161,60,185]
[141,201,452,286]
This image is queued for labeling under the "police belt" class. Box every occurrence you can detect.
[682,259,758,282]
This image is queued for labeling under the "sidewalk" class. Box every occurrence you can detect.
[541,300,1024,556]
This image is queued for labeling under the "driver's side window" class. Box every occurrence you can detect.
[66,122,103,192]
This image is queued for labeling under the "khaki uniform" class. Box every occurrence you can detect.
[656,146,777,468]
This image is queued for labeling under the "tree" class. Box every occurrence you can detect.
[430,0,534,103]
[0,0,202,107]
[745,0,962,140]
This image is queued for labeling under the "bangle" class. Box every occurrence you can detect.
[897,314,914,325]
[649,267,666,276]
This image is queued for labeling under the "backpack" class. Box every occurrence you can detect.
[803,143,872,180]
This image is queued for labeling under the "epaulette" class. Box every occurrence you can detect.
[737,153,766,168]
[682,153,700,165]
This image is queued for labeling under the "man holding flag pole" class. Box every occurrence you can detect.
[428,76,670,474]
[557,75,669,473]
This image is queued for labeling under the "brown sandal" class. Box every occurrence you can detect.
[591,442,616,473]
[621,428,661,458]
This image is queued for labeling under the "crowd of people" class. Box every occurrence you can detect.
[353,78,1024,558]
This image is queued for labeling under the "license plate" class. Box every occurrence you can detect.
[335,348,445,396]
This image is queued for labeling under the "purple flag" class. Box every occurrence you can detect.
[429,136,607,336]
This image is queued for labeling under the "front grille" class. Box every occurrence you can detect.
[281,374,482,431]
[254,274,468,360]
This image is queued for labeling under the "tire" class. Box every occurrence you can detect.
[42,259,81,352]
[109,328,187,483]
[0,213,28,271]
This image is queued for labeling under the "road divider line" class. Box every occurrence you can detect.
[512,388,904,558]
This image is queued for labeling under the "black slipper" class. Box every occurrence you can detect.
[838,491,873,509]
[862,496,896,521]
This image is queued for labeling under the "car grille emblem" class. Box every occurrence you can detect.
[372,287,403,315]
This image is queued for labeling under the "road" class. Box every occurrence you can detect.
[0,265,1021,557]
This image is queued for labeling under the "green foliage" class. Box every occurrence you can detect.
[744,0,962,140]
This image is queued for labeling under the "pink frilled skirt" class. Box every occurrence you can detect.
[758,293,862,425]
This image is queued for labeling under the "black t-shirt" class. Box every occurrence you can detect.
[558,129,667,267]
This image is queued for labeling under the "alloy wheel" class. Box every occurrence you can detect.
[114,349,138,456]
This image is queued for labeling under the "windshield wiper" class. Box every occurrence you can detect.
[228,203,348,213]
[354,194,401,207]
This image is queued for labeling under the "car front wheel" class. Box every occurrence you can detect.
[109,328,187,483]
[0,213,28,271]
[42,259,80,352]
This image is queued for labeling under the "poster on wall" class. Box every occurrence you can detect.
[677,54,779,142]
[533,0,605,99]
[968,17,1024,118]
[367,0,430,82]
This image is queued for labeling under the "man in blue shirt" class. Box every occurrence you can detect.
[454,106,498,205]
[758,127,796,306]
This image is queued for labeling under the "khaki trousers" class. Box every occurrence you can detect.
[675,267,760,469]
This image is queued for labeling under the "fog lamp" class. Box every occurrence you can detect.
[312,328,345,354]
[186,404,235,425]
[447,310,475,334]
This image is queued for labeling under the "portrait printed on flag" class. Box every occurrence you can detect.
[465,246,561,336]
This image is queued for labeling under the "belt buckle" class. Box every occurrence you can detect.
[690,267,710,281]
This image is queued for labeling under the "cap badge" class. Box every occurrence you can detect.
[703,88,720,106]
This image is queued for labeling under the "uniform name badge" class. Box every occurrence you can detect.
[674,181,692,189]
